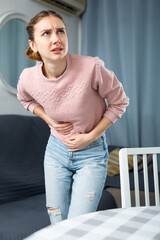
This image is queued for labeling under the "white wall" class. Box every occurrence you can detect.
[0,0,80,115]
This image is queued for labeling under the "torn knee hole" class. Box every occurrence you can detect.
[48,207,57,211]
[47,207,61,216]
[88,190,95,200]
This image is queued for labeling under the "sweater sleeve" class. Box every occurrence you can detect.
[17,76,41,113]
[92,58,129,123]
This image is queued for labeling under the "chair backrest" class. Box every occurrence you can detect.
[119,147,160,208]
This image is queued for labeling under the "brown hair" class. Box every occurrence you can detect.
[25,10,65,61]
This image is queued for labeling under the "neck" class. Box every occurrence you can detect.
[42,57,67,79]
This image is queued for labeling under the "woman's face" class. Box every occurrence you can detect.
[29,16,68,63]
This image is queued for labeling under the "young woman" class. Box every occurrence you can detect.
[17,10,129,225]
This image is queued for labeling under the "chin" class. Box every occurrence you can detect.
[53,54,67,61]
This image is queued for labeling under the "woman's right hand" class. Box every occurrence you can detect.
[33,106,73,135]
[49,120,73,135]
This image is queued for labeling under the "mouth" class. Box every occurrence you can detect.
[51,47,63,52]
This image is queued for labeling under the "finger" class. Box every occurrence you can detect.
[62,130,73,135]
[55,126,73,131]
[57,127,73,133]
[68,148,80,152]
[55,126,73,134]
[62,126,73,132]
[56,122,73,127]
[63,139,75,145]
[63,133,80,140]
[60,131,73,136]
[63,140,77,149]
[62,141,74,147]
[55,124,73,129]
[63,136,77,141]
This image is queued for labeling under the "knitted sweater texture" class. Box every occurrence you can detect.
[17,54,129,141]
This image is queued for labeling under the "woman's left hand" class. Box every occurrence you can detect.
[62,117,112,151]
[62,133,93,151]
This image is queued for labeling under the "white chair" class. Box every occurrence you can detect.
[119,147,160,208]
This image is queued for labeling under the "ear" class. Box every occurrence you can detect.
[28,39,38,53]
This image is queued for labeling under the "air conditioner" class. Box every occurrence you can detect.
[33,0,86,16]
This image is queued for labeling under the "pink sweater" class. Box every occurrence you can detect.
[17,54,129,141]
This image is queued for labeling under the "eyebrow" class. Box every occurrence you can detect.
[40,27,66,33]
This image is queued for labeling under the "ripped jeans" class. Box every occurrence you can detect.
[44,134,108,225]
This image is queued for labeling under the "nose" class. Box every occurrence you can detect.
[52,32,61,44]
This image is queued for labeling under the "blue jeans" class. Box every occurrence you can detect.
[44,134,108,225]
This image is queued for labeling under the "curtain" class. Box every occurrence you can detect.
[0,19,35,89]
[81,0,160,148]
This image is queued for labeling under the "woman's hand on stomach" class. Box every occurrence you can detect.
[49,120,73,135]
[62,133,93,151]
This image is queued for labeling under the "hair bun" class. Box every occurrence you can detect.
[25,46,42,61]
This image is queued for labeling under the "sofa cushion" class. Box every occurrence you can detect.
[0,115,50,203]
[107,148,154,176]
[108,148,142,176]
[0,194,50,240]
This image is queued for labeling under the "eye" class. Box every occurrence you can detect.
[42,31,51,36]
[57,29,65,35]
